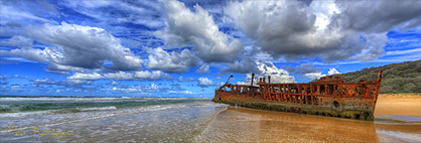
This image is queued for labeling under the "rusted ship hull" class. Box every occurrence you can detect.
[213,71,382,121]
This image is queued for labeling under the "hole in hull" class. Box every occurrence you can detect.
[333,101,339,108]
[354,114,361,119]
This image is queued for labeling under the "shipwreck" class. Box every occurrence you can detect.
[213,71,383,121]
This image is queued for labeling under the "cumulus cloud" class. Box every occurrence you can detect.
[329,0,421,33]
[67,71,172,81]
[196,64,210,74]
[0,22,143,72]
[327,68,340,75]
[32,78,96,88]
[304,68,341,80]
[0,46,55,63]
[285,63,321,74]
[134,70,173,80]
[0,36,33,48]
[46,63,89,73]
[216,82,225,86]
[197,77,213,87]
[110,83,165,93]
[177,76,194,82]
[255,62,296,83]
[224,1,337,60]
[241,61,296,85]
[155,0,243,63]
[220,58,260,74]
[145,47,199,73]
[103,72,134,81]
[68,72,103,80]
[224,0,421,62]
[107,81,118,86]
[304,72,326,81]
[0,75,21,79]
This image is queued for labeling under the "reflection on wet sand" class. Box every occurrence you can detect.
[196,106,421,143]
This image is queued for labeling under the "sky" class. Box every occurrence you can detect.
[0,0,420,97]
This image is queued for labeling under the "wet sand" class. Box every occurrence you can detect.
[197,94,421,142]
[196,106,421,142]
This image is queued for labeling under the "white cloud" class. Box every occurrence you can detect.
[2,47,51,63]
[32,78,96,89]
[0,3,58,25]
[221,58,260,74]
[196,64,210,74]
[0,36,33,48]
[224,1,343,61]
[168,90,193,94]
[177,76,194,82]
[242,61,296,85]
[134,70,172,81]
[1,22,143,71]
[330,0,421,33]
[63,0,164,29]
[236,81,248,85]
[285,63,321,74]
[155,0,243,63]
[145,47,199,73]
[256,62,295,83]
[47,63,89,73]
[223,0,421,62]
[304,72,326,81]
[107,81,118,86]
[68,73,103,80]
[103,71,134,81]
[216,82,225,86]
[67,71,171,81]
[198,77,213,87]
[111,86,143,93]
[328,68,340,75]
[303,68,340,80]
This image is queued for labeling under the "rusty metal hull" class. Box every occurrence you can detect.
[213,71,382,121]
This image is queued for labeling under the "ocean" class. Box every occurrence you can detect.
[0,97,227,142]
[1,96,421,142]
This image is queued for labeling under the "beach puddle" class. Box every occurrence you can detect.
[196,106,421,143]
[376,114,421,123]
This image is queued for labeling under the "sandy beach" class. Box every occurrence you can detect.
[1,95,420,142]
[375,94,421,117]
[196,94,421,142]
[196,107,421,142]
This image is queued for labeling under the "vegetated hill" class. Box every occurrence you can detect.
[337,60,421,94]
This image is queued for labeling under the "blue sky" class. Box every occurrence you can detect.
[1,0,420,97]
